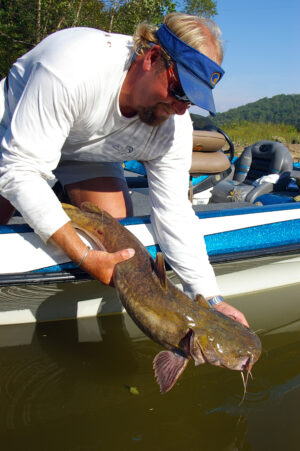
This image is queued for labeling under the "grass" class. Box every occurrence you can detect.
[221,121,300,147]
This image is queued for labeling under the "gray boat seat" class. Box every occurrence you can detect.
[211,141,294,203]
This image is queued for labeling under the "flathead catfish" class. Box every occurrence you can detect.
[63,202,262,394]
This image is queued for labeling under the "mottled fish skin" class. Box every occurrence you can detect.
[63,202,262,393]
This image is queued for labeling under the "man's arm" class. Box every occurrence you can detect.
[144,114,250,327]
[50,221,135,285]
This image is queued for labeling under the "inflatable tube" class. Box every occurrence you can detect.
[193,130,226,152]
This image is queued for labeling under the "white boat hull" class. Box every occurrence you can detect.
[0,200,300,325]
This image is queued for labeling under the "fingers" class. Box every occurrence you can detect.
[229,312,249,328]
[236,313,249,328]
[112,248,135,263]
[215,302,250,328]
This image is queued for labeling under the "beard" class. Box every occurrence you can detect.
[137,104,172,126]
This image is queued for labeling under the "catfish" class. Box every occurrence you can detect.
[63,202,262,394]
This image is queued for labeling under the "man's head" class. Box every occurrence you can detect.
[132,13,224,121]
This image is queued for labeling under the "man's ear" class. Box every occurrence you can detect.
[142,45,161,72]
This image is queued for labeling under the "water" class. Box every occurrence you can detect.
[0,284,299,451]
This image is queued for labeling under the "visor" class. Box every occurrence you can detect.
[156,24,224,116]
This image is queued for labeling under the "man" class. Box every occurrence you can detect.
[0,13,248,326]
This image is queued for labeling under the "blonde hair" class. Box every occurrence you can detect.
[133,12,223,64]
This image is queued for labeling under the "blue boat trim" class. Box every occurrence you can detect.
[0,223,34,234]
[205,218,300,256]
[120,202,300,226]
[2,202,300,235]
[195,202,300,220]
[121,203,300,225]
[33,262,77,273]
[21,220,300,276]
[29,245,161,274]
[119,215,151,226]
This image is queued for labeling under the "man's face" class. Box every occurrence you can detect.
[134,56,190,126]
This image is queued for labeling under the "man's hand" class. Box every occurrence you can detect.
[214,301,249,328]
[80,247,135,285]
[50,221,135,286]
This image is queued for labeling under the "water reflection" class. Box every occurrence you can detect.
[0,311,299,450]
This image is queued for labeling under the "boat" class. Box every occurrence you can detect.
[0,127,300,325]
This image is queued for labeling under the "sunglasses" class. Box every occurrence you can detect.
[161,53,194,105]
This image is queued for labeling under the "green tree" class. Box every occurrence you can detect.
[183,0,217,17]
[106,0,176,34]
[0,0,217,77]
[0,0,107,77]
[213,94,300,131]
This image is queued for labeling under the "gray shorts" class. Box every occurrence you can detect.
[53,160,125,187]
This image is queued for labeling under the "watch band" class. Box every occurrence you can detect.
[207,295,224,307]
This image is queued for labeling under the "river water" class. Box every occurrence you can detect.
[0,282,299,451]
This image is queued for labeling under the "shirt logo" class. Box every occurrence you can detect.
[113,144,134,155]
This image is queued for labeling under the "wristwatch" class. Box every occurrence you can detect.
[207,295,224,307]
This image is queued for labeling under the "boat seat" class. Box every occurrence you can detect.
[190,149,231,174]
[211,140,294,203]
[190,129,230,174]
[188,129,233,203]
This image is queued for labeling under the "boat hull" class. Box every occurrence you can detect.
[1,196,300,325]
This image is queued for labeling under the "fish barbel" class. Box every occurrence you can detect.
[63,202,262,394]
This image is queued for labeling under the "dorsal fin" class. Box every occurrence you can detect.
[194,294,211,309]
[154,252,168,290]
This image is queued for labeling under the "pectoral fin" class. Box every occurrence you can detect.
[154,252,168,290]
[153,350,189,393]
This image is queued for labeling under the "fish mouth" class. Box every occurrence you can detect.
[191,336,254,372]
[188,329,260,372]
[241,357,251,371]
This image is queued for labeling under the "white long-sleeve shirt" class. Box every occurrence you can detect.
[0,27,220,298]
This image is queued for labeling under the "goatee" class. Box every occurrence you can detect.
[137,106,169,126]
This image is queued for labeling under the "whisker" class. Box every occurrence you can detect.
[252,328,266,334]
[239,371,247,405]
[239,355,253,405]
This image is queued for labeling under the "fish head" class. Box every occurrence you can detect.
[190,312,262,372]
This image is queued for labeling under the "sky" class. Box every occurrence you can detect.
[190,0,300,115]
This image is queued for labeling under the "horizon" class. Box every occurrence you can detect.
[190,92,299,118]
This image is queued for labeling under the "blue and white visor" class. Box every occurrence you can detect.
[156,24,224,116]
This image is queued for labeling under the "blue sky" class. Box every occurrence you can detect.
[190,0,300,115]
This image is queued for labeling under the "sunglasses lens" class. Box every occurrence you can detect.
[165,56,193,104]
[172,87,189,103]
[170,85,193,104]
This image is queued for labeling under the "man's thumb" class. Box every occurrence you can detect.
[114,248,135,262]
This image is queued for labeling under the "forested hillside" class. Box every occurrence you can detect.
[190,94,300,160]
[213,94,300,130]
